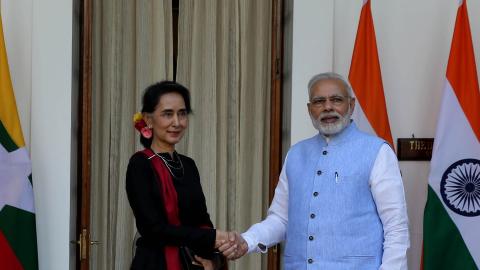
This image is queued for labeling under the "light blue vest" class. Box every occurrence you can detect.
[284,123,385,270]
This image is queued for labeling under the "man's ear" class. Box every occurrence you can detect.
[307,102,313,116]
[349,97,356,113]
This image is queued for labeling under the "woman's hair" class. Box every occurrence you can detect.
[140,81,192,148]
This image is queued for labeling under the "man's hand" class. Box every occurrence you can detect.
[217,232,248,260]
[215,230,236,248]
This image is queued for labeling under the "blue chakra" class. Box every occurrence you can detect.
[440,159,480,217]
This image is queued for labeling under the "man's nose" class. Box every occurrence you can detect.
[322,100,334,111]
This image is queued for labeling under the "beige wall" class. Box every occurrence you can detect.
[290,1,480,269]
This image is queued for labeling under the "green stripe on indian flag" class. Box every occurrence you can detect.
[423,186,477,269]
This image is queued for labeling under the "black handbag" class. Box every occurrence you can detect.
[179,246,227,270]
[179,246,204,270]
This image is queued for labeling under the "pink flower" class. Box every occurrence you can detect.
[140,127,153,139]
[133,112,152,138]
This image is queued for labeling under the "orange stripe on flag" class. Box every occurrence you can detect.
[446,0,480,143]
[348,0,393,146]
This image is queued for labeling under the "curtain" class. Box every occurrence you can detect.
[90,0,271,269]
[176,1,272,269]
[90,0,173,269]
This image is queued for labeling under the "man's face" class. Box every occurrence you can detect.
[307,78,355,136]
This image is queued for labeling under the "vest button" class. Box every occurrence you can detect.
[309,235,314,241]
[316,170,322,175]
[322,150,328,155]
[310,213,315,219]
[313,192,318,197]
[308,258,313,264]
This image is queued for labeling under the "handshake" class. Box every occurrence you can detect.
[215,230,249,260]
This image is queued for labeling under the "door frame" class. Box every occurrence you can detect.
[76,0,93,268]
[267,0,284,269]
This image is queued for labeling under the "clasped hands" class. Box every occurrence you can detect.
[215,230,248,260]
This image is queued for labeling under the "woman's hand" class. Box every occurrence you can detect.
[194,255,214,270]
[215,230,235,248]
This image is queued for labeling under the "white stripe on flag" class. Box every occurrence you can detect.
[351,96,376,136]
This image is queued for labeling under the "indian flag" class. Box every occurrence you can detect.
[423,1,480,269]
[0,13,39,270]
[348,0,394,146]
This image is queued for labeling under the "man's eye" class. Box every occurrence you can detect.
[331,97,343,103]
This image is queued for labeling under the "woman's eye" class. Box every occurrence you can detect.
[178,111,187,117]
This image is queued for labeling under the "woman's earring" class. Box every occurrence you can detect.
[141,127,152,139]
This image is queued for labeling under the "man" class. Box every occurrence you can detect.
[220,72,409,269]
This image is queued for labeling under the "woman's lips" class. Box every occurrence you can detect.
[167,131,181,136]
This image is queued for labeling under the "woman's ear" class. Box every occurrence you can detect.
[143,113,152,128]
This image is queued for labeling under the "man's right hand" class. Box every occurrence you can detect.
[217,232,248,260]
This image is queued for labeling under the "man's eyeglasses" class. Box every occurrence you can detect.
[309,95,350,108]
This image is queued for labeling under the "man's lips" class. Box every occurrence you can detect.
[320,115,339,123]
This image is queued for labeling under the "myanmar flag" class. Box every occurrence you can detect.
[423,1,480,269]
[0,13,39,270]
[349,0,394,147]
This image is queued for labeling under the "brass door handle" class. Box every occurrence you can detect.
[71,229,101,259]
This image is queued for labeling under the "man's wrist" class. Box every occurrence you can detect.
[241,233,268,254]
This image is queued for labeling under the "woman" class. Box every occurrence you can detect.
[126,81,227,270]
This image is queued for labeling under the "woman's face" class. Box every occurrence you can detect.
[145,92,188,151]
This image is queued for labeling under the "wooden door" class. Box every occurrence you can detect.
[268,0,284,269]
[75,0,93,268]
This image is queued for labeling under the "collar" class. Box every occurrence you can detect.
[317,120,357,146]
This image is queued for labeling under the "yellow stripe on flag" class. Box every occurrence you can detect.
[0,14,25,148]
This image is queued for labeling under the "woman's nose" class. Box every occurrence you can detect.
[172,114,180,126]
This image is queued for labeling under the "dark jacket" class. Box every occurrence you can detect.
[126,152,216,270]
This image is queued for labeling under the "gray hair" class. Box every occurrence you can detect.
[307,72,353,98]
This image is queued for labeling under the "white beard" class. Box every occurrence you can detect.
[310,106,352,136]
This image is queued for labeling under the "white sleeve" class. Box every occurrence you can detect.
[370,144,410,270]
[241,161,289,253]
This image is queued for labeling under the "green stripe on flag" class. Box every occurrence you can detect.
[423,185,478,270]
[0,120,18,152]
[0,205,38,270]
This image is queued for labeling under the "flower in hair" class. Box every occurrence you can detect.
[133,112,152,139]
